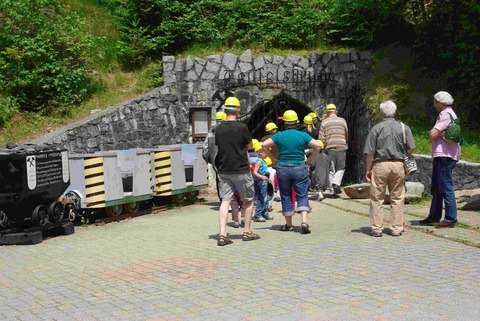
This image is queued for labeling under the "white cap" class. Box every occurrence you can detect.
[434,91,454,106]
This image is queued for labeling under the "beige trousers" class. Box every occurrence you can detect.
[370,161,405,234]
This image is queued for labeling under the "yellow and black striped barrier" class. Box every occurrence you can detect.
[84,157,105,208]
[154,151,172,196]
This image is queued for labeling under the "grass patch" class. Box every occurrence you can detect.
[410,123,480,162]
[0,68,157,146]
[365,46,480,163]
[178,43,350,59]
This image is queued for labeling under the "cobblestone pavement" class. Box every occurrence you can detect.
[1,192,480,321]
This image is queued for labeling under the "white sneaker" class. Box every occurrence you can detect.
[318,191,324,201]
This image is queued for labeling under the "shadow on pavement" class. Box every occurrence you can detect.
[350,226,372,236]
[409,219,429,226]
[208,233,244,241]
[254,224,306,234]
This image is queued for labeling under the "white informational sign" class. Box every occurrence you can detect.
[26,155,37,190]
[26,152,68,190]
[194,111,209,135]
[62,151,69,183]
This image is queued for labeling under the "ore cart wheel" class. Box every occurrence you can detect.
[0,210,8,228]
[105,205,123,217]
[123,202,140,213]
[31,205,49,226]
[171,193,185,204]
[64,204,76,222]
[48,202,64,222]
[185,191,199,202]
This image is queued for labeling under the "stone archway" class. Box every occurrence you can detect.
[240,91,312,140]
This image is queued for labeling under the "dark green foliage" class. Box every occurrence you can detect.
[100,0,328,67]
[1,0,479,132]
[325,0,412,48]
[0,0,93,123]
[414,0,480,129]
[99,0,193,68]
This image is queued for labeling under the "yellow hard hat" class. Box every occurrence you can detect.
[282,110,298,123]
[317,140,325,149]
[308,112,317,119]
[251,139,261,152]
[326,104,337,111]
[224,97,241,111]
[215,111,226,121]
[265,122,278,132]
[264,156,272,166]
[303,115,313,125]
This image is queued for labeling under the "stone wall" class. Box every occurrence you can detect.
[27,50,480,192]
[31,89,190,153]
[31,49,373,155]
[163,49,372,118]
[407,155,480,192]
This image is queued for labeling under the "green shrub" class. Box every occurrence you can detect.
[414,0,480,130]
[325,0,411,48]
[0,96,20,127]
[0,0,94,115]
[100,0,328,65]
[135,61,164,93]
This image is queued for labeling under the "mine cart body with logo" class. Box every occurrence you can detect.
[0,145,71,235]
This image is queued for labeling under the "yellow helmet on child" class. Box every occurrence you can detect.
[303,115,313,125]
[308,112,317,119]
[282,110,298,123]
[215,111,226,121]
[317,140,325,150]
[264,157,272,166]
[252,139,261,152]
[265,122,278,132]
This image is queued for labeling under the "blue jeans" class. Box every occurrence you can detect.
[254,177,268,219]
[276,164,309,216]
[428,157,457,223]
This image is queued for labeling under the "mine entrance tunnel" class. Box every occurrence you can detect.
[240,91,312,140]
[240,90,365,184]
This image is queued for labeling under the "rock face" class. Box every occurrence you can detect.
[409,155,480,194]
[29,50,372,158]
[461,194,480,211]
[25,50,480,193]
[343,182,425,204]
[344,183,370,199]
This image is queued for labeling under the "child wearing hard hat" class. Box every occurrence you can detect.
[264,156,276,213]
[252,146,273,222]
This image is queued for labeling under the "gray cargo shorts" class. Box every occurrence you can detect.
[218,172,254,202]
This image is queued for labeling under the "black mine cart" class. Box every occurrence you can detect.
[0,145,74,245]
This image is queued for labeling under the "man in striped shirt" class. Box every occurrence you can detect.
[318,103,348,198]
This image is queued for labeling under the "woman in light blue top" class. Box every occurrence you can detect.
[262,110,322,234]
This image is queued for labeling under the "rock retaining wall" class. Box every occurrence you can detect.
[407,154,480,192]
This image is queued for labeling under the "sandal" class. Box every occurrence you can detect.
[301,222,311,234]
[217,235,233,246]
[242,231,260,241]
[280,224,294,231]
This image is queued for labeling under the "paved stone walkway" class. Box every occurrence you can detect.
[1,192,479,320]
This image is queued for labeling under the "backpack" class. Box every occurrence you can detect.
[202,132,218,169]
[444,112,464,145]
